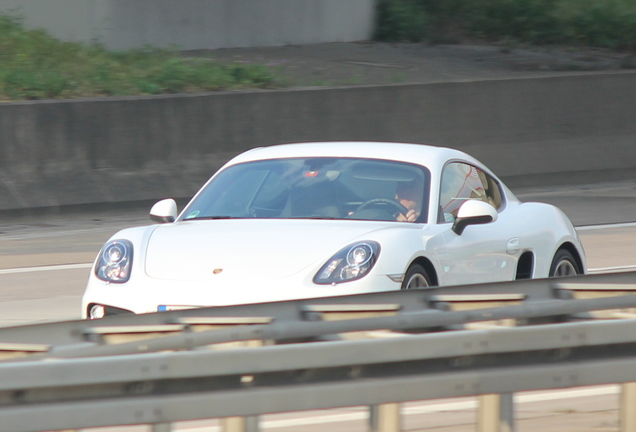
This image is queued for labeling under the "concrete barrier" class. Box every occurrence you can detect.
[0,0,376,50]
[1,72,635,213]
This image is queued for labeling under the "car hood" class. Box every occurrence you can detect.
[144,219,406,281]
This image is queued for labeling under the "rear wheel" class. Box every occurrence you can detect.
[549,249,580,277]
[401,264,432,289]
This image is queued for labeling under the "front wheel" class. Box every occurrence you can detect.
[549,249,581,277]
[401,264,432,289]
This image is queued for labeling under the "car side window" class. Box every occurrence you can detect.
[438,162,503,223]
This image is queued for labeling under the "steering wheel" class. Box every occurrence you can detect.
[354,198,408,218]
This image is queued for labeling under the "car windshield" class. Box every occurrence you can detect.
[180,157,430,222]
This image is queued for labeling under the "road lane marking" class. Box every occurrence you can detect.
[4,263,631,276]
[1,223,632,276]
[577,222,636,231]
[0,263,92,275]
[588,265,636,274]
[2,263,634,277]
[1,227,118,241]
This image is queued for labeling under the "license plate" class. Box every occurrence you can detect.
[157,305,201,312]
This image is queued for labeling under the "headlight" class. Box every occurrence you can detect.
[313,241,380,285]
[95,240,133,283]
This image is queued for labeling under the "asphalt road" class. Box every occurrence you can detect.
[0,180,635,431]
[1,180,635,328]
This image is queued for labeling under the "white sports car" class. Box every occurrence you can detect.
[82,142,585,319]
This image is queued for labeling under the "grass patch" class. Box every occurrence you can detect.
[389,71,408,83]
[340,74,364,85]
[0,14,284,101]
[3,1,635,101]
[374,0,432,42]
[374,0,636,50]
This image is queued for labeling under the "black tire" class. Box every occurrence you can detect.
[401,263,432,289]
[549,249,581,277]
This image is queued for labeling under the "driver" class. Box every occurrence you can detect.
[395,179,422,222]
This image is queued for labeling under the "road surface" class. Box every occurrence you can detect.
[0,180,635,431]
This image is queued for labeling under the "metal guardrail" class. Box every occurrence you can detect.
[2,271,634,349]
[7,293,636,362]
[0,271,636,432]
[2,315,636,431]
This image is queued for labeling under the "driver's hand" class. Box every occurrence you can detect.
[397,209,418,222]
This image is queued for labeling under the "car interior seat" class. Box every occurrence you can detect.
[284,179,341,218]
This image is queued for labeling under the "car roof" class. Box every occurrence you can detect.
[226,142,482,171]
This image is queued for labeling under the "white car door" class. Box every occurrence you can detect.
[436,162,518,286]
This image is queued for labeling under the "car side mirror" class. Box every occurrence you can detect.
[452,200,498,235]
[150,198,178,223]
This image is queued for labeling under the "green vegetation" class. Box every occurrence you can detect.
[0,14,282,101]
[374,0,432,42]
[2,0,635,101]
[375,0,636,49]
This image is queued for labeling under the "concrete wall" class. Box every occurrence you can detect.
[0,0,376,50]
[1,72,636,212]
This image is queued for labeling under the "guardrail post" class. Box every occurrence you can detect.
[369,403,401,432]
[621,382,636,432]
[216,338,265,432]
[478,393,514,432]
[221,415,259,432]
